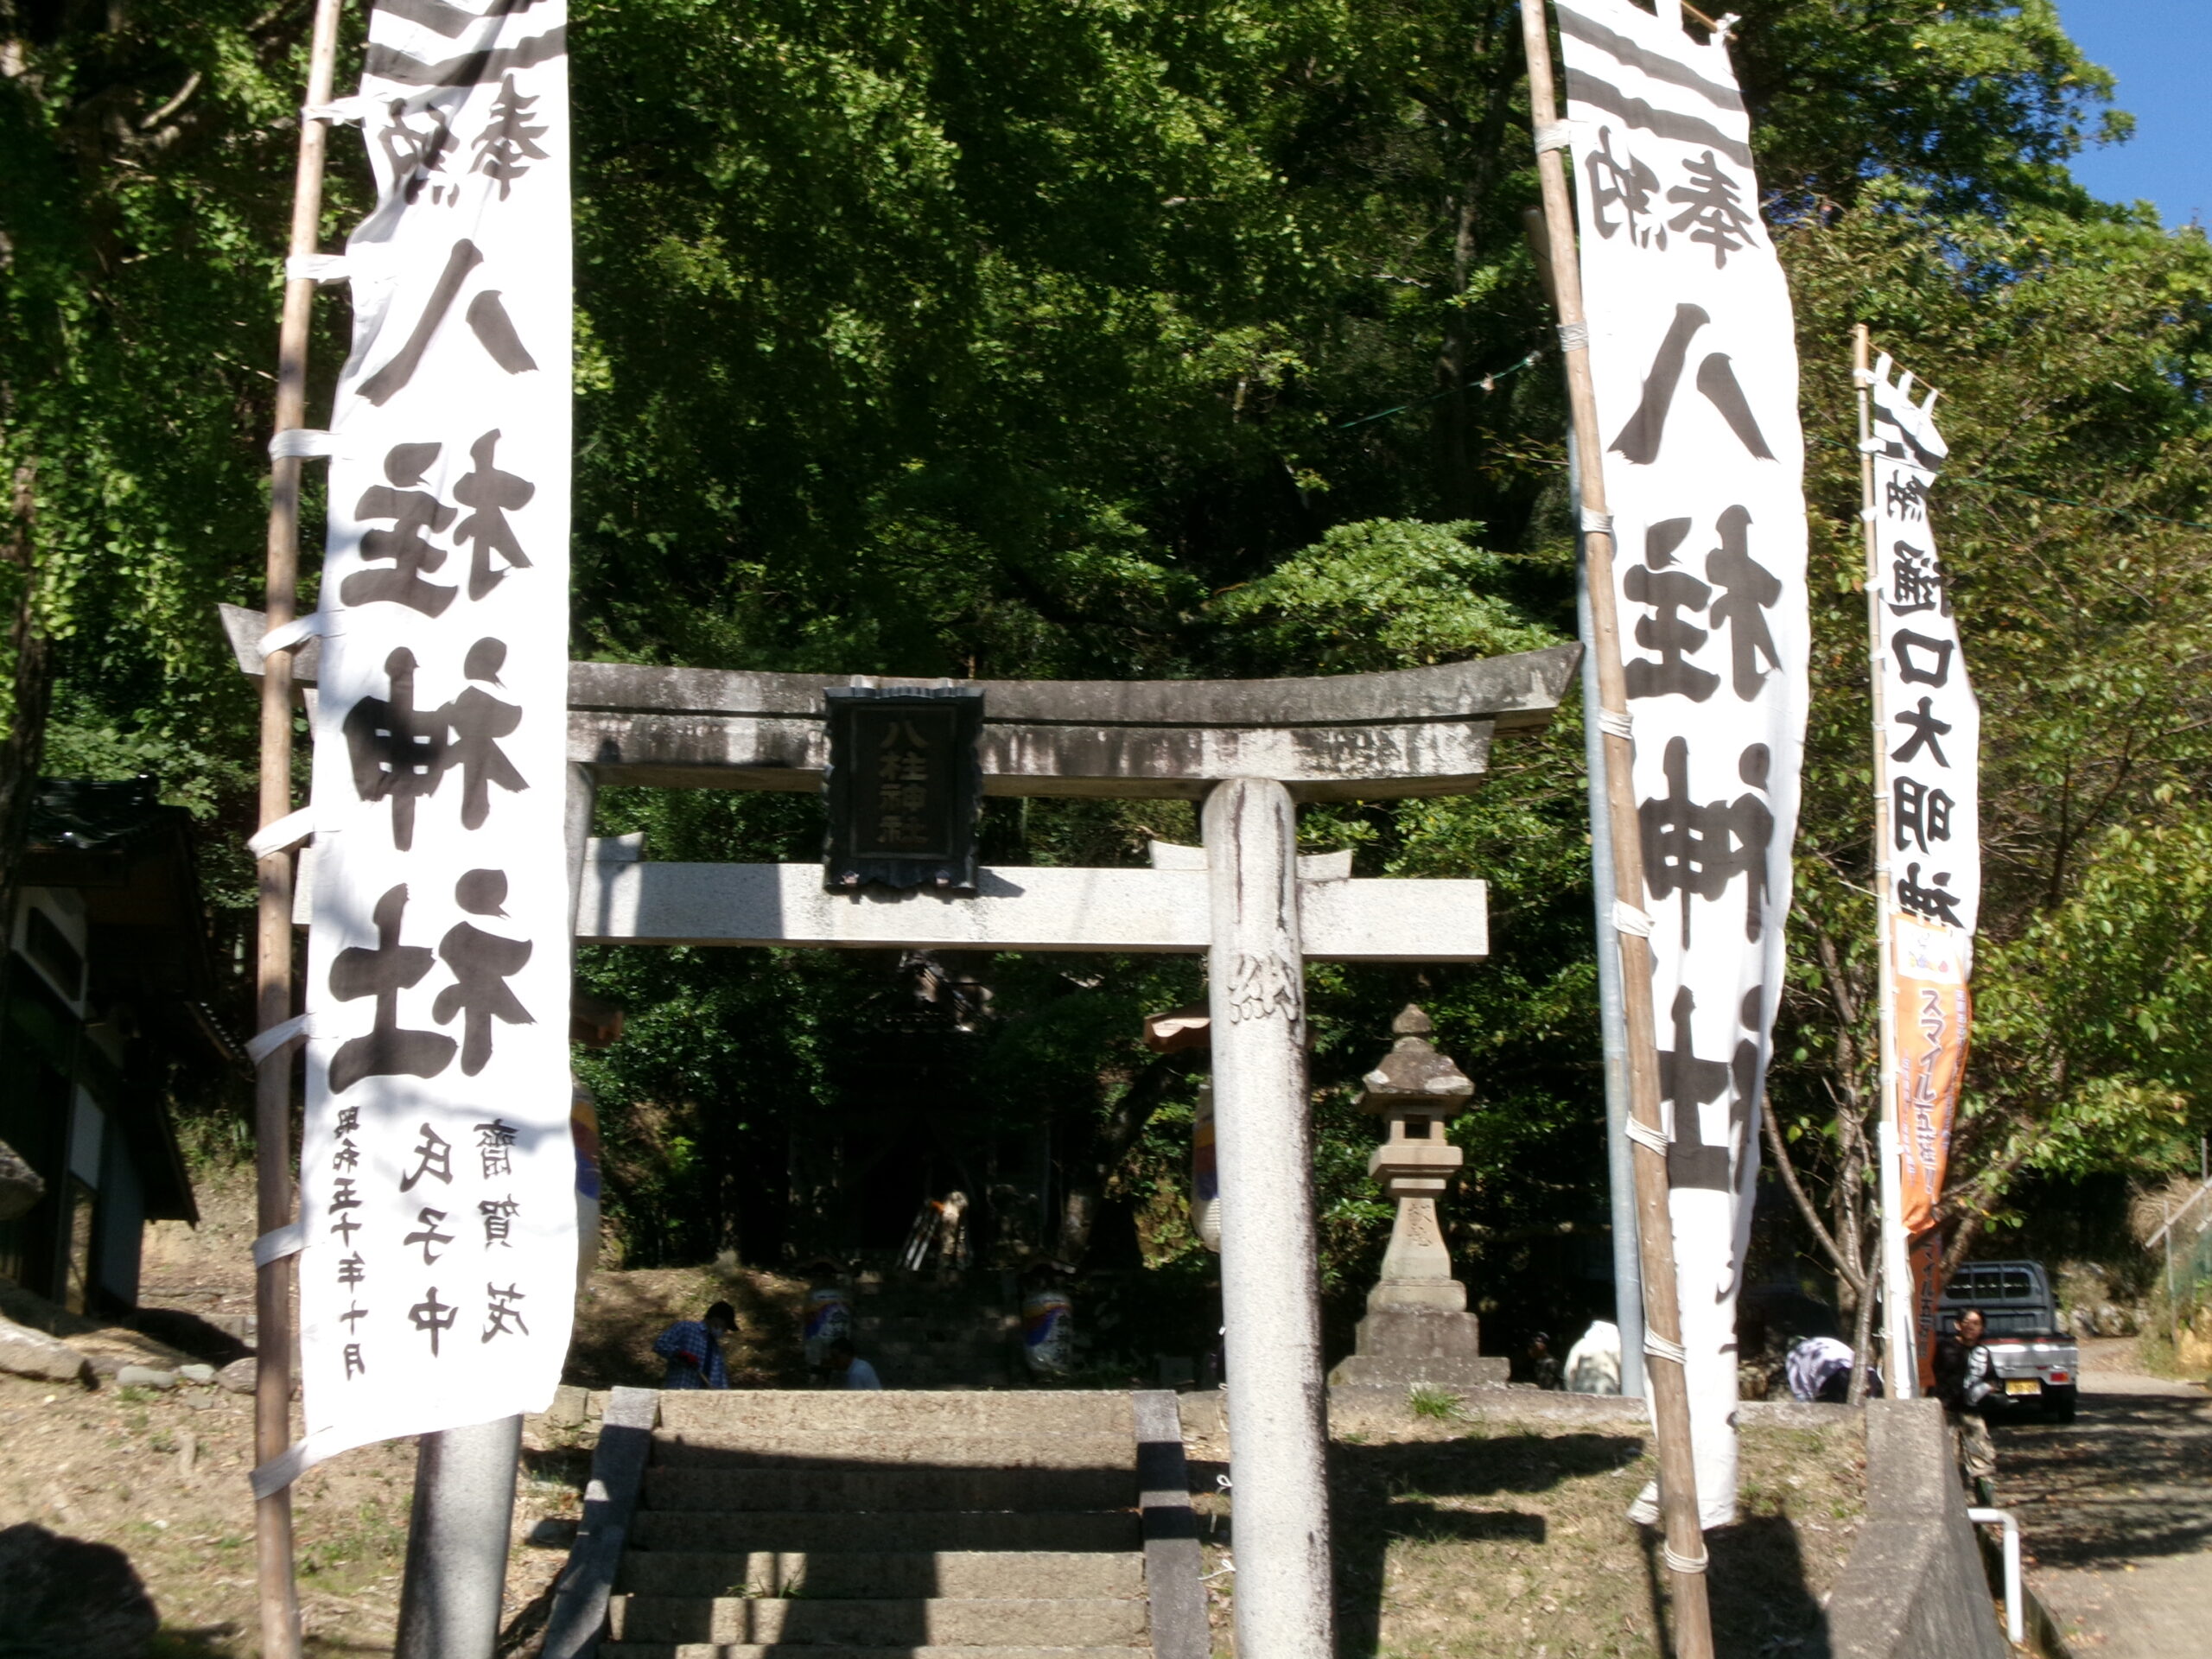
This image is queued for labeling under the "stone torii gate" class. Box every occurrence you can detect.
[226,607,1578,1659]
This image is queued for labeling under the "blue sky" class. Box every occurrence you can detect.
[2056,0,2209,227]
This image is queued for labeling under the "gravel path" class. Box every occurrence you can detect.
[1997,1340,2212,1657]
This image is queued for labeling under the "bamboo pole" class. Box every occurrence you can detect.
[1518,6,1714,1652]
[1853,324,1916,1400]
[254,3,348,1654]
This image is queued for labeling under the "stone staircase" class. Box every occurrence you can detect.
[547,1388,1205,1659]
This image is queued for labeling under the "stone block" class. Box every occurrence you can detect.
[1828,1399,2008,1659]
[0,1319,89,1385]
[216,1357,257,1394]
[544,1383,589,1427]
[115,1365,178,1389]
[1328,1304,1508,1389]
[176,1363,217,1385]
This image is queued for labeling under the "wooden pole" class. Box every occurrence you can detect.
[1853,324,1916,1400]
[1517,5,1715,1652]
[254,3,347,1654]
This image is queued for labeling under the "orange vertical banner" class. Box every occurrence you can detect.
[1891,915,1970,1388]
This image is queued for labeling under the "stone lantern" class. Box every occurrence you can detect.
[1329,1006,1506,1389]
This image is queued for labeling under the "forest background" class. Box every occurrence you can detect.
[3,0,2209,1361]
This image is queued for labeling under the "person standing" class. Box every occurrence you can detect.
[652,1300,735,1389]
[1935,1307,1999,1504]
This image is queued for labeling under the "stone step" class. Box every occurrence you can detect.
[642,1466,1135,1514]
[628,1510,1142,1555]
[600,1646,1147,1658]
[652,1432,1134,1472]
[606,1594,1148,1647]
[616,1549,1144,1601]
[656,1392,1131,1437]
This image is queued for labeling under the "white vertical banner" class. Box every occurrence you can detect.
[1555,0,1810,1526]
[1866,355,1979,1386]
[1867,359,1979,942]
[264,0,573,1491]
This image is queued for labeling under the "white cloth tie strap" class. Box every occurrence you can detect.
[1557,321,1590,351]
[1579,506,1613,537]
[285,253,353,285]
[252,1221,307,1269]
[247,806,317,861]
[302,93,378,125]
[251,1438,327,1500]
[1535,121,1574,154]
[260,611,331,658]
[1611,900,1654,938]
[1856,437,1883,454]
[1624,1116,1671,1156]
[1595,709,1634,741]
[1661,1542,1711,1574]
[246,1011,317,1066]
[1643,1328,1688,1367]
[268,428,339,461]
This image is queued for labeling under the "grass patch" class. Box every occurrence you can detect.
[1408,1385,1466,1421]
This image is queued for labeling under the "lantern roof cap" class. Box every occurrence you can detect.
[1360,1004,1473,1109]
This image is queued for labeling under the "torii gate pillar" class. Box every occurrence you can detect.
[1205,777,1333,1658]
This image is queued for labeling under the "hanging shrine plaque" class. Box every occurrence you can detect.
[823,688,984,893]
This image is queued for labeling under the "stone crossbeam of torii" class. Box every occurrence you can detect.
[225,604,1579,1659]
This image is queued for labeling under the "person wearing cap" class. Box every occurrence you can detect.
[652,1300,735,1389]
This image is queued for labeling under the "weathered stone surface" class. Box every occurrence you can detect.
[224,601,1579,731]
[175,1363,216,1384]
[0,1522,161,1656]
[114,1364,178,1389]
[576,861,1489,963]
[1329,1305,1508,1390]
[1828,1398,2008,1659]
[224,601,1579,798]
[216,1357,257,1394]
[0,1319,90,1384]
[0,1138,44,1222]
[543,1382,589,1427]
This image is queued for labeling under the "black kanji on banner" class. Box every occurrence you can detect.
[822,687,984,893]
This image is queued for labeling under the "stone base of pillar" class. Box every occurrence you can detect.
[1328,1303,1508,1389]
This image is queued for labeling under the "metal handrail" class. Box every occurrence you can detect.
[2147,1179,2212,1249]
[1967,1509,2024,1646]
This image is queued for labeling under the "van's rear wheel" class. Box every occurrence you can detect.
[2048,1384,2077,1423]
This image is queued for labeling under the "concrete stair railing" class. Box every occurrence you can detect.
[545,1387,1206,1659]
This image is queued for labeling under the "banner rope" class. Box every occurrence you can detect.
[1334,349,1542,429]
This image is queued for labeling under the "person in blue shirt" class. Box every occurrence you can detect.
[652,1301,734,1389]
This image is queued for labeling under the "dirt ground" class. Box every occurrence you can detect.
[1999,1337,2212,1659]
[1189,1391,1866,1658]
